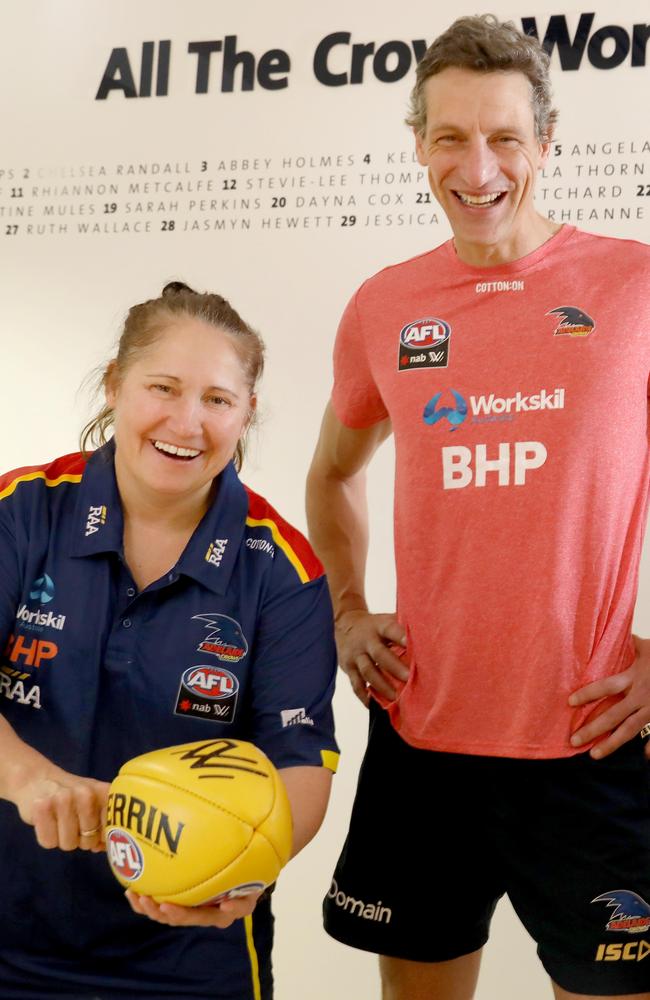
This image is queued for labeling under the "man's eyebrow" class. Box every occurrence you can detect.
[428,123,464,132]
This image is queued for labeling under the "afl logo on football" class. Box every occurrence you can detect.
[400,318,450,350]
[106,828,144,882]
[182,665,239,699]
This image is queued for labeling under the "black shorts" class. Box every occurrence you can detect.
[323,702,650,996]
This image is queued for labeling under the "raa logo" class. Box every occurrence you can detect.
[85,505,107,536]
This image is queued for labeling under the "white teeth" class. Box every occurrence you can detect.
[153,441,201,458]
[457,192,503,206]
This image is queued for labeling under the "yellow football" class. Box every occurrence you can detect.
[104,738,293,906]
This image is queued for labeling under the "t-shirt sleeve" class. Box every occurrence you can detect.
[246,574,339,773]
[330,288,389,428]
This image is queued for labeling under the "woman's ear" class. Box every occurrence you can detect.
[247,394,257,426]
[103,361,119,408]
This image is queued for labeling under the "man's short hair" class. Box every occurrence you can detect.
[406,14,559,142]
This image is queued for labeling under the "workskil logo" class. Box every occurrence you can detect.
[547,306,595,337]
[423,390,467,430]
[29,574,55,605]
[423,387,566,430]
[398,317,451,371]
[593,890,650,934]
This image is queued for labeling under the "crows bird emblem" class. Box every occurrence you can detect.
[592,890,650,933]
[192,613,248,662]
[547,305,595,337]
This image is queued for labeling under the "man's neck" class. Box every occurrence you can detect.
[454,216,562,268]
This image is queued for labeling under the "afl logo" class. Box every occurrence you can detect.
[399,318,450,350]
[181,665,239,700]
[106,829,144,882]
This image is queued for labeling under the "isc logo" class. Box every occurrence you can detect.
[442,441,547,489]
[595,941,650,962]
[400,318,450,350]
[182,665,238,699]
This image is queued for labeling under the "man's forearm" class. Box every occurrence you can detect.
[306,464,370,620]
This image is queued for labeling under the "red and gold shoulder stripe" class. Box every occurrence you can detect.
[0,452,86,502]
[245,487,324,585]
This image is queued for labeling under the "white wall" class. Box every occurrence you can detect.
[2,2,649,996]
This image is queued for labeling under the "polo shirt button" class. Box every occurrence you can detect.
[126,587,136,598]
[123,618,132,629]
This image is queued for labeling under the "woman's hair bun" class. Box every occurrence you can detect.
[162,281,196,297]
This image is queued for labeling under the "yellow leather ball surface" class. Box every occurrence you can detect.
[105,738,292,906]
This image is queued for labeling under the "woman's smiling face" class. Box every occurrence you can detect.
[107,316,254,507]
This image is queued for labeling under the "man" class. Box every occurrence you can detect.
[307,14,650,1000]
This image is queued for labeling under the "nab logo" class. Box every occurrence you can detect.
[423,390,468,431]
[181,665,239,700]
[107,829,144,881]
[29,574,55,604]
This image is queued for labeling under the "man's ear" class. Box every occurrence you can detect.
[414,127,427,167]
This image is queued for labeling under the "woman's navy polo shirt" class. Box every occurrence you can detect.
[0,443,339,999]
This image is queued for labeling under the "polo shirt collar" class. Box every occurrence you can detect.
[174,460,247,595]
[70,441,248,595]
[70,441,124,556]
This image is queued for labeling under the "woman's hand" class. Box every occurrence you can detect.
[13,771,110,852]
[125,890,262,929]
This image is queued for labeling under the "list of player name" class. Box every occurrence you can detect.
[0,140,647,237]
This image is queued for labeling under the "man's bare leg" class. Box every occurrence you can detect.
[380,949,483,1000]
[553,983,650,1000]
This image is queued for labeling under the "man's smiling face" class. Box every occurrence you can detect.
[415,67,552,266]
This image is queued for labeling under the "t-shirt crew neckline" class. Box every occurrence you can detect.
[443,223,576,276]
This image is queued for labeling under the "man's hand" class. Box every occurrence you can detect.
[125,890,262,929]
[14,772,110,852]
[569,635,650,759]
[335,609,408,706]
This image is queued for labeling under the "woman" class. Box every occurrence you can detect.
[0,283,338,999]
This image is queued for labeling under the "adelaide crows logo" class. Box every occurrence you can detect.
[592,890,650,933]
[547,306,595,338]
[192,614,248,663]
